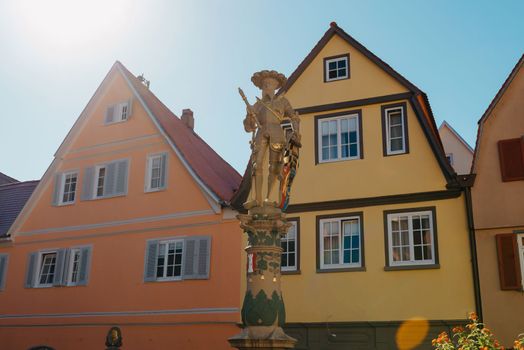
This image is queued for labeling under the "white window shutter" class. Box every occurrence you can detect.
[25,252,38,288]
[115,160,129,195]
[144,240,159,282]
[52,173,61,206]
[77,247,92,286]
[81,167,95,200]
[0,254,8,291]
[159,153,168,189]
[53,249,67,287]
[105,105,115,124]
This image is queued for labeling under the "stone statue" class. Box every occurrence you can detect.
[239,70,301,210]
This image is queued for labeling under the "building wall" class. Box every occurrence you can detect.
[0,70,243,349]
[439,125,473,175]
[471,63,524,345]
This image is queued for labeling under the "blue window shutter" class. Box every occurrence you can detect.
[104,162,117,196]
[77,247,92,286]
[53,249,67,287]
[105,105,115,124]
[195,236,211,279]
[0,254,8,291]
[52,173,61,206]
[182,239,196,279]
[25,252,38,288]
[159,154,168,189]
[144,240,159,282]
[115,160,129,195]
[81,167,95,201]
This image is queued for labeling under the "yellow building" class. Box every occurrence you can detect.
[234,23,480,349]
[471,54,524,346]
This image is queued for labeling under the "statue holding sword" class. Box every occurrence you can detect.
[239,70,301,210]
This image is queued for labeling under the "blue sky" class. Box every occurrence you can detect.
[0,0,522,181]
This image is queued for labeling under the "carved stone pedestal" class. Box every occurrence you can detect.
[228,208,296,350]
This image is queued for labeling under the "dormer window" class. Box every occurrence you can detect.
[104,100,133,124]
[324,54,350,82]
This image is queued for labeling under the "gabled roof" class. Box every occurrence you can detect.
[472,54,524,173]
[116,62,241,203]
[439,121,474,153]
[0,181,38,238]
[0,172,18,185]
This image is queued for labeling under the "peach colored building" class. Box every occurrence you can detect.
[439,121,473,175]
[0,62,243,350]
[471,54,524,346]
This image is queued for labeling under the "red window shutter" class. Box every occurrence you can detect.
[495,234,522,290]
[498,137,524,181]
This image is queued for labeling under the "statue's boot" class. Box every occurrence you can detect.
[243,199,258,209]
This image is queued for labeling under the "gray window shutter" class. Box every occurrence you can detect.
[81,167,95,200]
[105,105,115,124]
[104,162,117,197]
[159,153,168,189]
[183,239,196,279]
[126,99,133,119]
[61,249,71,286]
[25,252,38,288]
[195,237,211,279]
[53,249,67,287]
[115,159,129,195]
[52,173,61,206]
[0,254,8,291]
[77,247,92,286]
[144,240,159,282]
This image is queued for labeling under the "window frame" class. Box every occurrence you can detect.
[145,152,168,192]
[316,212,365,273]
[94,165,107,198]
[65,248,82,286]
[315,110,363,164]
[36,250,58,288]
[323,54,350,82]
[281,218,300,274]
[381,102,409,156]
[155,238,184,282]
[383,207,439,270]
[58,170,78,205]
[105,100,132,125]
[446,153,454,166]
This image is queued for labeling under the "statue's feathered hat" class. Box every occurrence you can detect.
[251,70,287,89]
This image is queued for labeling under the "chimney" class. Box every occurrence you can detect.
[181,109,194,130]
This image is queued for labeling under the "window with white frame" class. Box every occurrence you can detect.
[384,105,407,155]
[95,166,106,198]
[319,215,362,270]
[318,113,360,162]
[281,220,298,272]
[325,55,349,82]
[60,172,77,204]
[156,240,184,280]
[37,252,57,287]
[105,100,132,124]
[146,153,167,192]
[386,210,436,267]
[67,248,82,286]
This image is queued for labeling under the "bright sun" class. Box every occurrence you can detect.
[9,0,132,57]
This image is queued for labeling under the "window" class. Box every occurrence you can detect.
[498,137,524,182]
[145,153,168,192]
[316,112,362,163]
[37,252,57,287]
[382,103,409,156]
[281,219,299,273]
[317,213,363,271]
[495,233,524,290]
[385,208,438,269]
[52,171,78,206]
[81,159,129,200]
[25,247,92,288]
[156,240,184,280]
[144,236,211,282]
[446,153,454,166]
[104,100,133,124]
[324,54,349,82]
[0,254,8,291]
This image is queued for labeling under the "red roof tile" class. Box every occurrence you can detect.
[117,62,241,203]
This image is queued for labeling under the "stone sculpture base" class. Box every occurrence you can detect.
[229,327,296,350]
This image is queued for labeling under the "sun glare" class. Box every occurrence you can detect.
[10,0,133,57]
